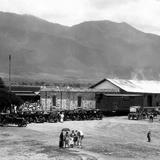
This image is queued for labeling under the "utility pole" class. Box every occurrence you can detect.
[9,54,11,93]
[9,54,12,113]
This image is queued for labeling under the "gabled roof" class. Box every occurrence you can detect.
[91,78,160,94]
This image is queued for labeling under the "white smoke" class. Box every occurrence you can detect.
[131,69,146,80]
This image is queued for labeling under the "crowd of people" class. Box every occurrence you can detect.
[19,101,41,112]
[59,129,84,149]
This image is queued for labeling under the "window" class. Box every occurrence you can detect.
[52,95,56,106]
[147,95,152,106]
[78,96,82,107]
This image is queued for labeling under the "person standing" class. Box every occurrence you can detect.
[65,131,70,148]
[59,131,64,148]
[60,112,64,123]
[70,130,75,148]
[147,131,151,142]
[149,114,153,122]
[74,130,78,146]
[77,130,84,148]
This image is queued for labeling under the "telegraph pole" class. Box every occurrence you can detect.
[9,54,11,93]
[9,54,12,113]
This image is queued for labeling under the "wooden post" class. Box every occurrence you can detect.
[60,90,62,110]
[9,55,12,113]
[45,91,47,111]
[9,55,11,93]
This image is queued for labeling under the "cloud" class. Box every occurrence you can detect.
[86,0,160,35]
[89,0,135,9]
[0,0,160,35]
[107,0,160,34]
[0,0,88,25]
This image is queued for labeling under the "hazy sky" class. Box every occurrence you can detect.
[0,0,160,35]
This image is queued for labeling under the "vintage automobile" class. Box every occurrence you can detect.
[0,113,27,127]
[63,108,103,121]
[47,110,59,123]
[6,107,103,124]
[128,105,160,120]
[128,106,143,120]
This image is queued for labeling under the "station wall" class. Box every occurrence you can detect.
[40,91,96,111]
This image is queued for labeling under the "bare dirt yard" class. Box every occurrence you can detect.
[1,116,160,160]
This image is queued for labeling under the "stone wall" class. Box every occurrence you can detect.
[40,91,96,111]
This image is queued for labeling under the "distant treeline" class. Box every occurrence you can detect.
[19,81,93,88]
[2,78,94,88]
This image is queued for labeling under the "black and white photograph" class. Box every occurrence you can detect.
[1,0,160,159]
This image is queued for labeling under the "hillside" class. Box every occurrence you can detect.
[0,12,160,82]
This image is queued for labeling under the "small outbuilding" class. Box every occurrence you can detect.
[10,85,40,102]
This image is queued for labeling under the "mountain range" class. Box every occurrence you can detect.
[0,11,160,83]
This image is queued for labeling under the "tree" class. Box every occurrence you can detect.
[0,77,5,89]
[0,77,23,112]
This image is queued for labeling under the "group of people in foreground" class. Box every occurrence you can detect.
[59,129,84,148]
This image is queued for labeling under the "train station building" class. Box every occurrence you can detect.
[19,78,160,114]
[90,78,160,114]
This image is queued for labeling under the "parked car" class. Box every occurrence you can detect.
[0,113,27,127]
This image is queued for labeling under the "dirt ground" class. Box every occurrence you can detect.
[1,116,160,160]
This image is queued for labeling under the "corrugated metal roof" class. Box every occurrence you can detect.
[108,78,160,94]
[104,93,143,96]
[15,93,38,96]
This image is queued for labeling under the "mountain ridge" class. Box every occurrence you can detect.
[0,12,160,82]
